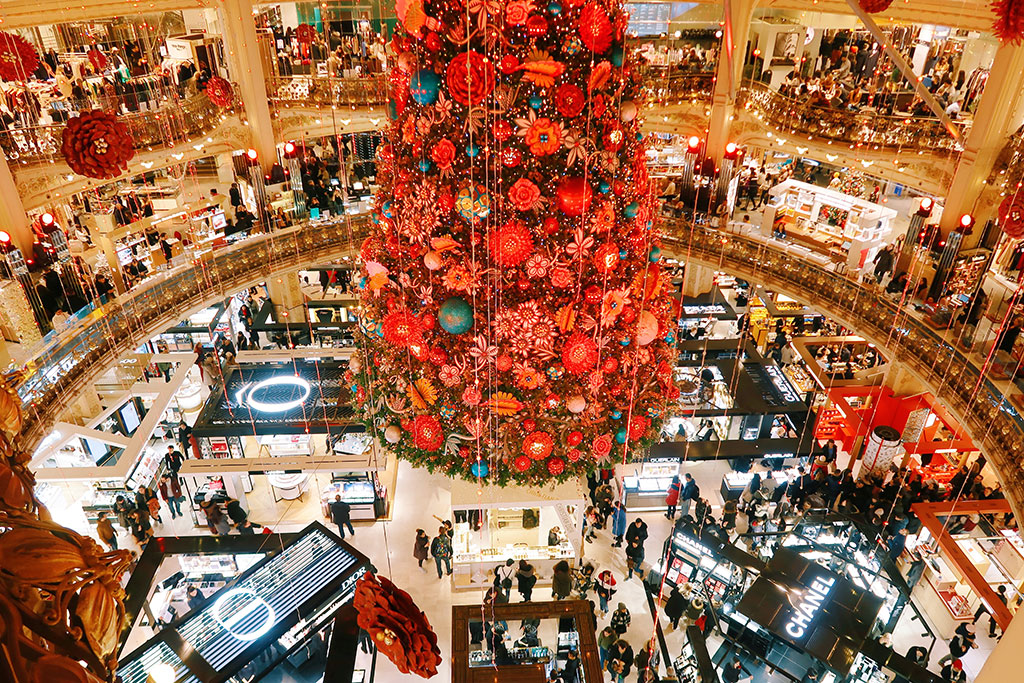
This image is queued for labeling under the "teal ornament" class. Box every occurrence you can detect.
[666,332,675,343]
[546,365,564,380]
[637,132,644,141]
[619,248,628,259]
[440,405,456,419]
[615,429,627,444]
[611,410,622,419]
[357,276,367,289]
[565,36,583,55]
[419,159,433,172]
[623,202,639,219]
[649,246,662,262]
[439,296,474,334]
[387,100,401,120]
[466,143,480,158]
[619,338,630,346]
[609,46,624,67]
[529,95,543,109]
[598,181,611,194]
[409,69,441,105]
[471,461,489,477]
[381,200,394,218]
[548,0,562,13]
[647,407,660,419]
[455,183,491,222]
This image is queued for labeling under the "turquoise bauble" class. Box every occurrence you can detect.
[529,95,544,109]
[649,246,662,262]
[439,296,474,334]
[419,159,433,172]
[548,1,562,14]
[616,429,627,444]
[471,461,489,477]
[623,202,640,219]
[466,143,480,158]
[610,46,624,67]
[409,69,441,105]
[455,183,491,222]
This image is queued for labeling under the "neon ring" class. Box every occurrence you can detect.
[210,588,276,641]
[243,376,312,412]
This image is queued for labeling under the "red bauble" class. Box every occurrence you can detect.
[488,221,534,266]
[422,313,436,329]
[593,242,620,273]
[562,333,598,375]
[446,50,495,106]
[547,457,566,475]
[496,354,514,371]
[523,419,537,432]
[382,310,422,346]
[544,394,560,409]
[555,84,586,118]
[858,0,893,12]
[568,430,583,446]
[205,76,234,108]
[429,347,447,365]
[526,14,549,36]
[1000,195,1024,239]
[514,455,533,472]
[0,32,38,82]
[61,110,135,179]
[501,147,522,167]
[620,306,637,323]
[584,285,603,305]
[556,177,594,216]
[412,415,445,452]
[295,23,317,43]
[578,2,613,54]
[492,119,514,142]
[501,55,520,74]
[543,216,560,235]
[524,431,555,459]
[602,357,619,373]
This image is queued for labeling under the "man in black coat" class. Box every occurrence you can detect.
[330,494,355,539]
[624,518,648,548]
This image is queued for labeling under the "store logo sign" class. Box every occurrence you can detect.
[784,575,835,640]
[211,588,276,641]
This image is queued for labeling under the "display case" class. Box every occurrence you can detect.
[660,530,735,598]
[320,473,381,520]
[673,626,717,683]
[720,469,795,500]
[268,472,309,501]
[80,483,133,523]
[621,457,680,510]
[258,434,314,457]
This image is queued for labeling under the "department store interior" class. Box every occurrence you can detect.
[3,1,1024,682]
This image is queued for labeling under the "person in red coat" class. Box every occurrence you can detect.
[665,475,682,519]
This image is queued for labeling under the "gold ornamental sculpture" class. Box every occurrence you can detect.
[0,379,132,683]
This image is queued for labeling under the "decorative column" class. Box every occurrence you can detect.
[219,0,277,168]
[0,154,33,256]
[266,272,307,323]
[705,0,756,164]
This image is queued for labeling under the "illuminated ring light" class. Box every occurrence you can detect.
[240,376,312,412]
[211,588,276,641]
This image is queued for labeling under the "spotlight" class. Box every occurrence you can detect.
[916,197,933,217]
[687,136,702,153]
[724,142,739,160]
[958,213,974,232]
[245,148,259,162]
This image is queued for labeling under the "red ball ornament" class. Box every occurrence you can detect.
[593,242,620,273]
[556,177,593,217]
[523,419,537,432]
[547,457,566,475]
[602,357,619,373]
[524,431,555,459]
[412,415,445,452]
[425,32,442,52]
[568,430,583,446]
[429,347,447,365]
[497,354,514,372]
[517,277,531,291]
[543,216,560,235]
[501,147,522,168]
[492,119,514,142]
[584,285,603,305]
[620,306,637,323]
[555,84,586,118]
[544,394,560,409]
[858,0,893,11]
[488,221,534,266]
[514,455,533,472]
[562,333,599,375]
[501,55,520,74]
[1000,195,1024,239]
[205,76,234,108]
[422,313,436,329]
[382,310,422,346]
[526,14,549,36]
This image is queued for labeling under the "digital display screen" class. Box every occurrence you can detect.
[120,401,141,435]
[82,437,109,462]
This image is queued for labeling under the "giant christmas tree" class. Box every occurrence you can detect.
[350,0,680,485]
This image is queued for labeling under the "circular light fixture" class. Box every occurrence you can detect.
[920,197,933,211]
[687,135,701,151]
[40,212,54,226]
[241,376,312,412]
[0,231,11,244]
[283,141,296,155]
[959,213,974,229]
[148,663,176,683]
[246,148,258,161]
[210,588,276,641]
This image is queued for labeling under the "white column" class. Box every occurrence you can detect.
[0,154,33,256]
[219,0,277,168]
[706,0,756,164]
[975,608,1024,683]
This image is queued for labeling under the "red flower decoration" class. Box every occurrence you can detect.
[547,457,566,475]
[514,455,533,472]
[488,220,534,266]
[508,178,541,211]
[524,431,554,459]
[446,51,495,106]
[0,32,39,82]
[567,448,582,461]
[205,76,234,107]
[430,139,456,170]
[1000,195,1024,239]
[382,310,422,346]
[556,84,586,118]
[578,2,613,54]
[859,0,893,11]
[593,433,613,460]
[61,110,135,179]
[562,333,598,375]
[295,23,318,43]
[354,573,442,678]
[412,415,445,452]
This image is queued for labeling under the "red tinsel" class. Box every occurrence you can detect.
[205,76,234,108]
[60,110,134,179]
[993,0,1024,42]
[353,573,441,679]
[0,32,39,82]
[858,0,894,12]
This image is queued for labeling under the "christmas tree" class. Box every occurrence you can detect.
[349,0,680,484]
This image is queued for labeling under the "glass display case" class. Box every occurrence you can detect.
[268,472,310,501]
[258,434,314,457]
[320,472,381,520]
[720,469,795,500]
[622,457,680,510]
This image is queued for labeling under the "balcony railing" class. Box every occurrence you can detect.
[10,215,1024,515]
[267,74,388,107]
[0,90,238,170]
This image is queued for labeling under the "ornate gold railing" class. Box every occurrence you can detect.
[11,215,1024,518]
[267,74,388,107]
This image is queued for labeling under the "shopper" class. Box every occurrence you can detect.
[158,474,183,519]
[413,529,429,569]
[200,500,229,535]
[96,511,118,550]
[722,657,752,683]
[611,501,627,547]
[177,420,194,458]
[939,623,977,667]
[722,498,738,530]
[136,484,162,524]
[164,445,184,476]
[940,659,966,683]
[664,475,681,519]
[679,473,699,518]
[516,560,537,601]
[607,639,634,682]
[236,520,265,534]
[430,527,452,578]
[597,626,617,669]
[625,539,645,580]
[495,558,516,598]
[113,494,133,531]
[186,586,206,612]
[610,603,631,635]
[664,585,687,630]
[595,569,617,615]
[330,494,355,539]
[973,584,1008,637]
[552,560,572,600]
[128,510,151,545]
[225,497,248,528]
[571,562,595,599]
[625,517,648,549]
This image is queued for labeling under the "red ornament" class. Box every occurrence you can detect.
[514,455,533,472]
[428,347,448,365]
[555,84,586,118]
[524,431,555,459]
[295,23,317,43]
[556,177,594,216]
[354,573,441,678]
[547,457,566,475]
[568,430,583,446]
[1000,195,1024,239]
[412,415,445,452]
[858,0,893,12]
[578,2,613,54]
[496,354,514,372]
[620,306,637,323]
[567,449,582,462]
[523,419,537,432]
[446,51,495,106]
[526,14,549,36]
[205,76,234,108]
[61,110,135,179]
[593,242,620,273]
[492,119,514,142]
[501,147,523,168]
[0,32,38,82]
[501,55,520,74]
[544,394,560,409]
[488,221,534,266]
[584,285,603,305]
[562,333,599,375]
[602,357,619,373]
[543,216,560,235]
[382,310,422,346]
[425,32,443,52]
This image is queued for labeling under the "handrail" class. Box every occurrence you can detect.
[267,74,388,107]
[11,215,1024,520]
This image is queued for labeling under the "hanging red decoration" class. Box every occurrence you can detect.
[86,47,107,72]
[60,110,134,179]
[0,32,39,82]
[354,573,442,679]
[999,195,1024,239]
[858,0,894,12]
[295,23,318,43]
[205,76,234,108]
[353,0,677,486]
[994,0,1024,43]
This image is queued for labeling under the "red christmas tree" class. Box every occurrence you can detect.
[351,0,679,485]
